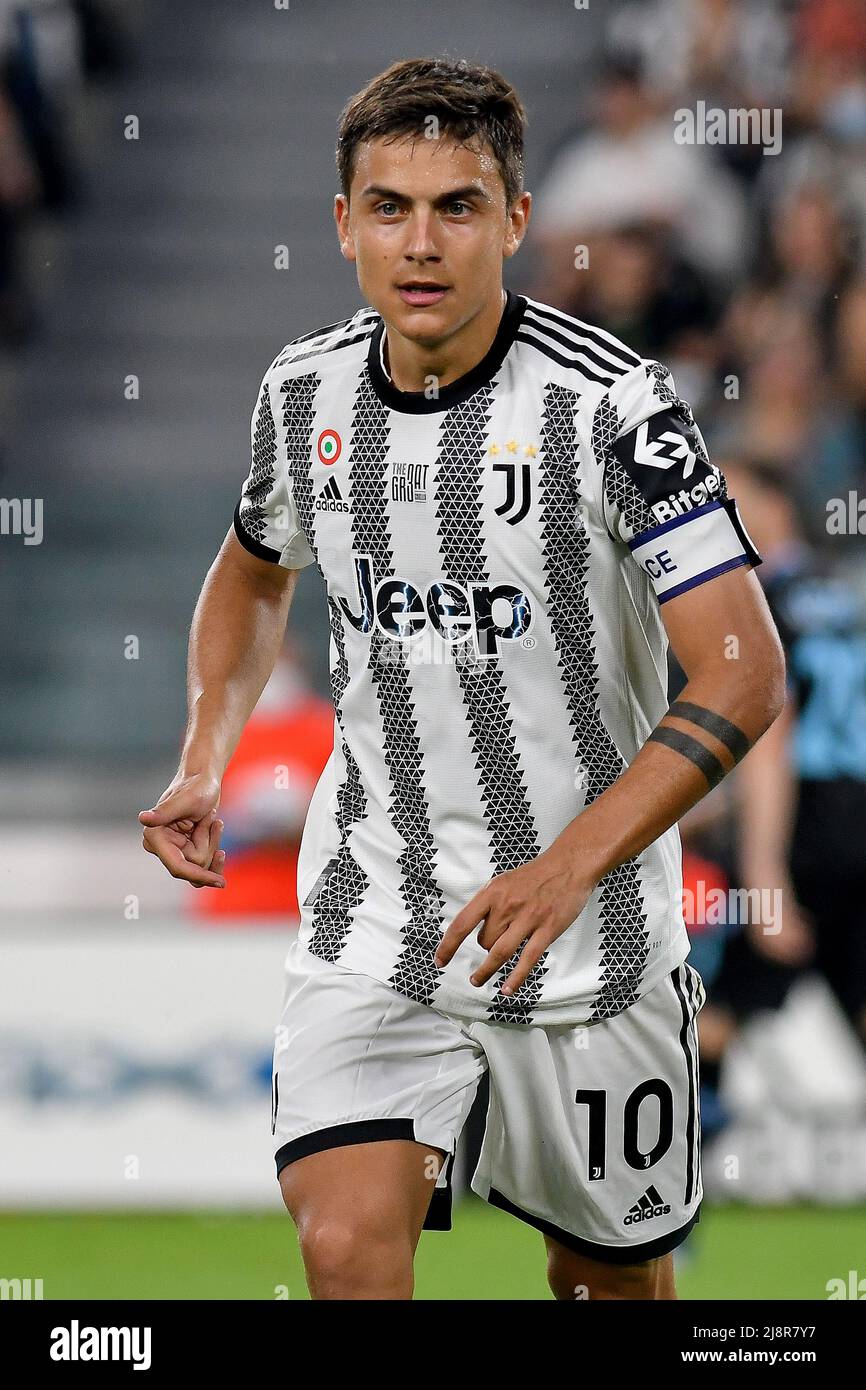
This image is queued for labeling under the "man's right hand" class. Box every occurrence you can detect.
[139,772,227,888]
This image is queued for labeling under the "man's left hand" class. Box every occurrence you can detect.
[434,845,596,997]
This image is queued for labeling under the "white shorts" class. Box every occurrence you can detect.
[271,938,705,1263]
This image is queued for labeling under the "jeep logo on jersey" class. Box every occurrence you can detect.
[337,554,533,658]
[632,417,696,478]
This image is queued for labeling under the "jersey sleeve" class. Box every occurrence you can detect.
[586,359,761,603]
[233,360,315,570]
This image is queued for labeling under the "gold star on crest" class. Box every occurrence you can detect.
[488,440,539,457]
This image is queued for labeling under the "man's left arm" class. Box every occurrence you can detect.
[436,565,786,994]
[438,354,791,992]
[550,563,786,896]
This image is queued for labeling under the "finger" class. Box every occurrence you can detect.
[434,886,494,967]
[192,836,226,889]
[166,826,193,848]
[153,825,193,848]
[185,811,216,866]
[160,841,226,888]
[205,818,224,868]
[477,909,514,953]
[499,931,552,997]
[139,806,173,825]
[142,825,193,857]
[139,794,210,829]
[144,829,225,887]
[470,918,533,988]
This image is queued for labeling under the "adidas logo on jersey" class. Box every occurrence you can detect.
[623,1185,671,1225]
[315,477,350,513]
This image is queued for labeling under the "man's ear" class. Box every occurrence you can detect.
[504,190,532,260]
[334,194,356,263]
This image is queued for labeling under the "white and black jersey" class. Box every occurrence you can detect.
[234,290,759,1027]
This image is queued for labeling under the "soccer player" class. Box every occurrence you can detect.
[139,57,785,1300]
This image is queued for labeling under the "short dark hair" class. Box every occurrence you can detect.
[336,56,527,210]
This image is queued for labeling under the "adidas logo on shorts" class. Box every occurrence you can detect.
[315,477,350,512]
[623,1184,671,1225]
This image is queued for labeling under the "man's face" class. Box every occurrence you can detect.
[335,133,530,346]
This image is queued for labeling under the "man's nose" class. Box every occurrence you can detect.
[403,209,441,260]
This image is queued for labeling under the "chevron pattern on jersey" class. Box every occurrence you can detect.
[241,382,279,546]
[277,373,318,557]
[307,599,373,962]
[542,383,650,1020]
[275,311,379,370]
[283,327,379,373]
[277,373,372,962]
[593,392,657,540]
[280,308,378,356]
[341,375,446,1006]
[434,386,547,1025]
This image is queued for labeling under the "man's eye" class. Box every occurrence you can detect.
[377,203,400,216]
[448,201,470,215]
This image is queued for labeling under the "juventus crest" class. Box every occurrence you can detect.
[493,460,532,526]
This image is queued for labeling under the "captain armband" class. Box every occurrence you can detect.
[628,498,762,603]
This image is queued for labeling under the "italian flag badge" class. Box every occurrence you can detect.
[317,429,342,465]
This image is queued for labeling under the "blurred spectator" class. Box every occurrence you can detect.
[677,458,866,1141]
[530,54,748,299]
[720,180,866,506]
[0,0,128,343]
[191,640,334,924]
[680,844,734,1138]
[610,0,792,110]
[0,81,40,342]
[794,0,866,131]
[710,460,866,1050]
[551,220,721,407]
[528,2,866,556]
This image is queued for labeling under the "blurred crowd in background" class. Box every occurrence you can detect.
[3,0,866,1180]
[0,0,129,345]
[530,0,866,525]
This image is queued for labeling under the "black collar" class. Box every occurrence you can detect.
[366,289,527,414]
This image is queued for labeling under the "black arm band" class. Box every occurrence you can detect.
[648,726,727,789]
[668,701,750,763]
[722,497,763,568]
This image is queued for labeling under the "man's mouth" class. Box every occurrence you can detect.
[397,282,450,306]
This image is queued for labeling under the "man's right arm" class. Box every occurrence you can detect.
[138,529,303,887]
[183,528,302,782]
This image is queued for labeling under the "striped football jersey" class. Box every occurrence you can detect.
[233,289,759,1026]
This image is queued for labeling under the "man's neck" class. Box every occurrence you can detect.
[382,287,507,393]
